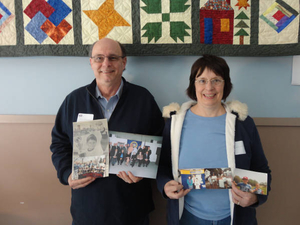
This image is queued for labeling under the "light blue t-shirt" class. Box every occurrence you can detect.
[179,109,230,220]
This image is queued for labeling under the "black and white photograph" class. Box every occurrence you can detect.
[72,119,109,180]
[109,131,162,179]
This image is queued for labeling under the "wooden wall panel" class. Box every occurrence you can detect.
[255,124,300,224]
[0,116,72,225]
[0,116,299,225]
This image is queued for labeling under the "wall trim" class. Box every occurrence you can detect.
[0,115,300,127]
[254,118,300,127]
[0,115,56,124]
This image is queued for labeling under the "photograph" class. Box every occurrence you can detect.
[72,119,109,180]
[109,131,162,179]
[180,169,206,189]
[180,168,233,190]
[233,168,268,195]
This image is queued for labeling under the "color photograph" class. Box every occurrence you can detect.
[233,168,268,195]
[180,168,233,190]
[109,131,162,179]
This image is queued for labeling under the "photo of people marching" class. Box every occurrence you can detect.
[73,155,108,179]
[109,131,162,179]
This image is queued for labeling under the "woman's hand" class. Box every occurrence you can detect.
[164,180,190,199]
[231,182,258,207]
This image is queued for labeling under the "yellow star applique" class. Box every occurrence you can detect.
[235,0,250,10]
[83,0,130,39]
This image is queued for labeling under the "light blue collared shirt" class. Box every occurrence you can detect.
[95,79,123,120]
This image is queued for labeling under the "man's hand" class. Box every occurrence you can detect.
[68,173,95,189]
[164,180,190,199]
[231,182,258,207]
[117,171,143,183]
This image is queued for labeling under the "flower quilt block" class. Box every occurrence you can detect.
[140,0,192,44]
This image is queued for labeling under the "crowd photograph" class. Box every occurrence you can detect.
[73,155,108,179]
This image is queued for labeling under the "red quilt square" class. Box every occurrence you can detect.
[273,10,285,21]
[24,0,55,19]
[0,14,3,20]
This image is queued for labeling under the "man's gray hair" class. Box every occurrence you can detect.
[89,40,127,58]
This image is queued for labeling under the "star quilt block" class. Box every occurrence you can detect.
[1,0,300,56]
[81,0,132,44]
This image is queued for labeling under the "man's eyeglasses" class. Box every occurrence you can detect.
[195,78,224,86]
[90,55,125,63]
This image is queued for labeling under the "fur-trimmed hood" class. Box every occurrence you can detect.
[162,100,248,121]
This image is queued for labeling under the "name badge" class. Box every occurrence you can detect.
[77,113,94,122]
[235,141,246,155]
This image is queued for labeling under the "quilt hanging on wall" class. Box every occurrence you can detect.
[0,0,300,57]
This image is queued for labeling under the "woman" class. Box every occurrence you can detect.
[187,176,193,189]
[157,55,271,225]
[137,151,144,167]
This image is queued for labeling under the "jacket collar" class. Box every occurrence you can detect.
[163,100,248,121]
[87,77,128,99]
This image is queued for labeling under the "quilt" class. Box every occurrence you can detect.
[0,0,299,56]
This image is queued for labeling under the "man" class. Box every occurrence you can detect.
[137,145,144,155]
[50,38,164,225]
[117,147,125,165]
[120,143,127,156]
[86,134,97,151]
[143,146,151,167]
[117,143,126,165]
[130,145,138,167]
[98,121,109,152]
[235,176,253,192]
[110,143,118,166]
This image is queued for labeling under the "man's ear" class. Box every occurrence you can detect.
[122,57,127,71]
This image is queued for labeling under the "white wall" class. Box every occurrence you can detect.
[0,55,299,117]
